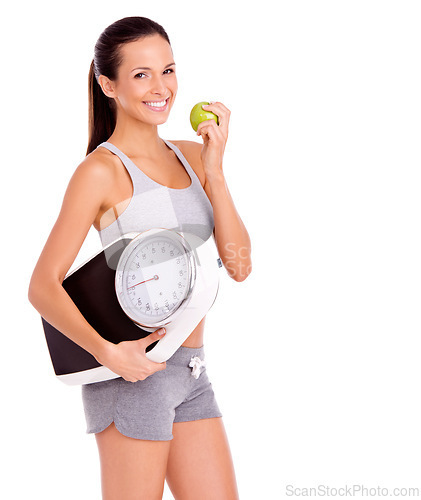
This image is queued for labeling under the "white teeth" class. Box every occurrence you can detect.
[144,98,168,108]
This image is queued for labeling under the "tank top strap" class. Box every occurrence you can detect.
[95,142,142,184]
[96,139,200,191]
[162,139,200,187]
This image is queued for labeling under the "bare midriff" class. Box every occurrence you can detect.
[181,316,206,348]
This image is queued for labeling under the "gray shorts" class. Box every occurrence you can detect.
[81,345,222,441]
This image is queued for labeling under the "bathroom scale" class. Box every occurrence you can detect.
[41,228,222,385]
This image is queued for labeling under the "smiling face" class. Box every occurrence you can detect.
[99,34,177,126]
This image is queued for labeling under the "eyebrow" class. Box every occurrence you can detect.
[131,62,176,72]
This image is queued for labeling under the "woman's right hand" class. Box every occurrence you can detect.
[97,328,167,382]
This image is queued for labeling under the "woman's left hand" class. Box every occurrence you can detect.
[196,101,230,181]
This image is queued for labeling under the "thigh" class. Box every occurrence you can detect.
[166,417,240,500]
[95,422,171,500]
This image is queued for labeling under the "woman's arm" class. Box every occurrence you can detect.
[193,101,252,282]
[28,156,168,381]
[28,157,116,362]
[204,174,252,282]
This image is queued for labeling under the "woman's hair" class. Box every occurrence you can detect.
[86,16,171,155]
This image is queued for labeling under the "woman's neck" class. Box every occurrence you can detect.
[108,116,167,158]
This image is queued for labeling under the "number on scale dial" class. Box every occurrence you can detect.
[115,230,195,327]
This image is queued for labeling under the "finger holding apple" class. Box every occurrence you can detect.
[201,101,230,138]
[190,101,230,179]
[190,101,230,142]
[195,114,226,180]
[190,101,219,131]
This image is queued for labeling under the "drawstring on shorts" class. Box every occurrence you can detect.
[189,356,206,379]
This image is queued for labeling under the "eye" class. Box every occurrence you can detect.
[135,68,175,79]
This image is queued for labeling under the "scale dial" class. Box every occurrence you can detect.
[115,228,196,328]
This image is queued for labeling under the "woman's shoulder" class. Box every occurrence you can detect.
[169,140,206,189]
[170,139,201,156]
[77,145,118,186]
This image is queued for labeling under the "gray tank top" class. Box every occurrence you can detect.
[94,139,214,247]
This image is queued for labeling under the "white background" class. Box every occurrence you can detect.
[2,0,421,498]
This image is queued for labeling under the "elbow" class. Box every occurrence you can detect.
[28,287,38,311]
[28,273,37,305]
[28,273,58,307]
[230,261,252,282]
[233,270,252,282]
[28,278,42,307]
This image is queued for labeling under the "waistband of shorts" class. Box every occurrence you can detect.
[165,344,206,366]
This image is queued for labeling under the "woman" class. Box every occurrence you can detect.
[28,16,251,500]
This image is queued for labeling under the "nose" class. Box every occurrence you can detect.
[150,74,167,95]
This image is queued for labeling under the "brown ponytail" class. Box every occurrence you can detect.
[86,59,116,155]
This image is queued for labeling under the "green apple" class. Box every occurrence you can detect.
[190,101,219,132]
